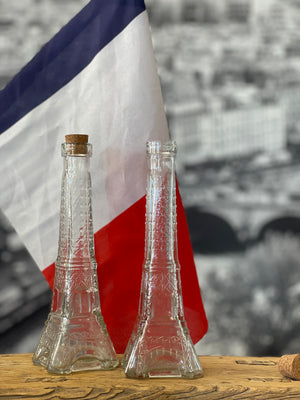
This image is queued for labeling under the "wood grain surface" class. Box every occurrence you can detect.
[0,354,299,399]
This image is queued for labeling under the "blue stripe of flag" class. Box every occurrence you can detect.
[0,0,145,135]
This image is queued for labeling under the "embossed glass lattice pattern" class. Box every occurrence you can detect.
[32,135,118,374]
[122,140,203,379]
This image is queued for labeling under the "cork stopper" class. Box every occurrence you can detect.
[65,134,88,144]
[278,354,300,380]
[64,134,89,155]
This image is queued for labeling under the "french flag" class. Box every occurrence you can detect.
[0,0,208,353]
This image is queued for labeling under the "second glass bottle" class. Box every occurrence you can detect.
[122,140,203,379]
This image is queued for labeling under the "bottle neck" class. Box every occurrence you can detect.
[145,148,177,268]
[57,152,95,267]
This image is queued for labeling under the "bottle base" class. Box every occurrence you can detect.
[125,349,203,379]
[33,312,118,374]
[123,319,203,379]
[125,369,203,379]
[33,355,119,375]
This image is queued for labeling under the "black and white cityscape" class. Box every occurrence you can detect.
[1,0,300,356]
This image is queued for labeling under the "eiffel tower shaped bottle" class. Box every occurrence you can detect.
[33,134,118,374]
[123,140,203,379]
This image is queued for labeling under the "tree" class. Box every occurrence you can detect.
[206,233,300,356]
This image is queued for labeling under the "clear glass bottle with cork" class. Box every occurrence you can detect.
[32,134,118,374]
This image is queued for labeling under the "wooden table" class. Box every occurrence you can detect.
[0,354,299,399]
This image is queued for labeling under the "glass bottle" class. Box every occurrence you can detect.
[32,134,118,374]
[122,140,203,379]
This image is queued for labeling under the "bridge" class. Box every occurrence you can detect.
[181,184,300,253]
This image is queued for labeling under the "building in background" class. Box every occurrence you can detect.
[169,104,286,166]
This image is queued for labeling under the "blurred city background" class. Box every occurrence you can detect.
[1,0,300,356]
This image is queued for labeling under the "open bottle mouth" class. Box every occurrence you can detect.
[146,140,177,156]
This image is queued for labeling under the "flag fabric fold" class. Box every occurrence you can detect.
[0,0,207,353]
